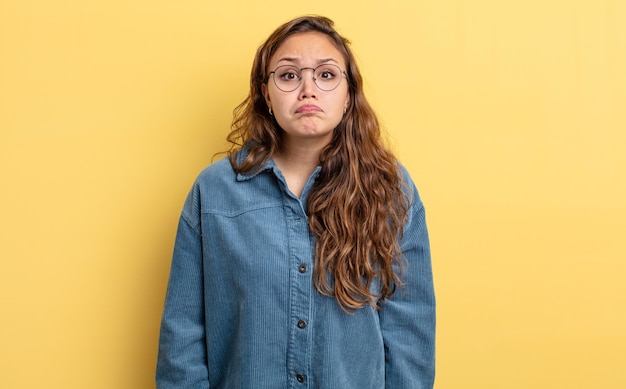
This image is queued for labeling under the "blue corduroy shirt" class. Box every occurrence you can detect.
[157,152,436,388]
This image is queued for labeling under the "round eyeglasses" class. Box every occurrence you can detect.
[268,64,347,92]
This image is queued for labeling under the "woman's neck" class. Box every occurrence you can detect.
[273,139,326,198]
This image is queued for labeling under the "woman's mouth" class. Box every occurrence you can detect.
[296,104,322,113]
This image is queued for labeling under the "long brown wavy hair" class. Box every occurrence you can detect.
[227,15,410,311]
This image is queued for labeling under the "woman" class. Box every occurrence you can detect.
[157,15,435,389]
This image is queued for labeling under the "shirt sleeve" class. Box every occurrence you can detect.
[156,185,210,388]
[379,180,436,389]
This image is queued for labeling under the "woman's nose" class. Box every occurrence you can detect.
[299,68,317,98]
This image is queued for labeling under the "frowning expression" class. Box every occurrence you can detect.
[263,32,350,146]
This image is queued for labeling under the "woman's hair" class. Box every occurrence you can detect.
[227,15,410,311]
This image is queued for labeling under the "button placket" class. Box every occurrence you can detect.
[283,196,313,388]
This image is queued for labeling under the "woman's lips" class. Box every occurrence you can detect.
[296,104,322,113]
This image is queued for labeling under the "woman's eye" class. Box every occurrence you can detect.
[280,71,299,81]
[318,70,336,79]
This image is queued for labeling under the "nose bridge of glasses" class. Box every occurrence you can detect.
[299,67,317,81]
[295,67,319,93]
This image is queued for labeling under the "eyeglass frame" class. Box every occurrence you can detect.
[266,63,348,92]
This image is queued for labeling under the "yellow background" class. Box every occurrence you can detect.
[1,0,624,388]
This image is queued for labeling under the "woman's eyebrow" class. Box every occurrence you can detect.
[316,58,340,65]
[276,56,298,64]
[276,57,340,65]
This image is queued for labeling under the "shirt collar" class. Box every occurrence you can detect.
[234,148,275,182]
[234,147,322,186]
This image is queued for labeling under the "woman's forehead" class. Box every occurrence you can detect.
[270,32,345,67]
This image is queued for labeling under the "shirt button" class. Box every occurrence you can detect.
[297,319,307,329]
[296,374,306,383]
[298,264,307,273]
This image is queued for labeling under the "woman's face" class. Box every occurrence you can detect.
[263,32,350,148]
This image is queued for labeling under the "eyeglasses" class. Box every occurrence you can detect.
[267,64,347,92]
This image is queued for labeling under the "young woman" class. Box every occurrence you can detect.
[157,15,435,389]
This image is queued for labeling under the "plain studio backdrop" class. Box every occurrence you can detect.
[1,1,624,388]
